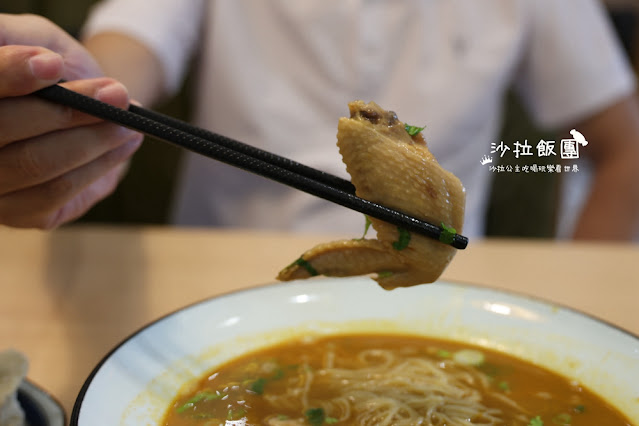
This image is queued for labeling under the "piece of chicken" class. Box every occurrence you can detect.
[277,101,465,289]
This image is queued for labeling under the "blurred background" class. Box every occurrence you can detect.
[2,0,638,238]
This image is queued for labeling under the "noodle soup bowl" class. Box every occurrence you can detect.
[71,277,639,425]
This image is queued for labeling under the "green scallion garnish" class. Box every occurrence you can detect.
[306,407,326,426]
[439,222,456,245]
[250,377,267,395]
[405,124,426,136]
[294,257,319,276]
[360,215,373,239]
[552,413,572,424]
[227,408,247,420]
[528,416,544,426]
[498,381,510,392]
[392,227,411,250]
[176,390,222,413]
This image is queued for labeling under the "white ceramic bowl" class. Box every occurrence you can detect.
[71,277,639,425]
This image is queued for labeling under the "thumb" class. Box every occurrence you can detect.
[0,45,64,97]
[0,14,102,82]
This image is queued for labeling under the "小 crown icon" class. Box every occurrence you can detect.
[480,155,493,165]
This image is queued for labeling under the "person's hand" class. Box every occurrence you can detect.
[0,14,143,228]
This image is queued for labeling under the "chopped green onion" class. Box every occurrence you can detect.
[392,227,411,250]
[476,362,500,378]
[498,381,510,392]
[249,368,285,396]
[439,222,456,245]
[294,257,319,276]
[306,407,326,426]
[277,414,290,420]
[326,417,339,424]
[436,349,451,358]
[405,124,426,136]
[529,416,544,426]
[227,408,247,420]
[250,377,267,395]
[176,404,193,414]
[271,368,284,380]
[360,215,372,239]
[552,413,572,425]
[176,390,222,413]
[574,405,585,414]
[377,271,393,279]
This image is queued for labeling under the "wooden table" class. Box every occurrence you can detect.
[1,225,638,417]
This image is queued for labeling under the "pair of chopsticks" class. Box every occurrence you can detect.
[34,83,468,249]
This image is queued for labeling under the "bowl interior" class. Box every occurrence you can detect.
[73,277,639,425]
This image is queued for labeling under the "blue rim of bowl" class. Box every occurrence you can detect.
[69,278,639,425]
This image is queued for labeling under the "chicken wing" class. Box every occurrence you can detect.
[277,101,465,289]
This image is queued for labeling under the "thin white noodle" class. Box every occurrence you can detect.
[489,391,528,413]
[263,348,526,425]
[300,364,313,410]
[324,350,335,369]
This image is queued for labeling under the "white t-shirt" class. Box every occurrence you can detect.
[83,0,636,238]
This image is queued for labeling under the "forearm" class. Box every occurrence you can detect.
[82,32,165,106]
[570,96,639,240]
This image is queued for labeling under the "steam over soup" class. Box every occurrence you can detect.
[162,334,632,426]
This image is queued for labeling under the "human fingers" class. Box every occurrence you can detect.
[0,13,102,80]
[0,45,64,96]
[0,121,143,194]
[0,136,141,229]
[0,76,134,147]
[44,162,131,228]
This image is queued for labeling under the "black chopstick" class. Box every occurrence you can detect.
[34,84,468,249]
[128,103,356,194]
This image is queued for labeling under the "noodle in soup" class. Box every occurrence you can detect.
[162,334,632,426]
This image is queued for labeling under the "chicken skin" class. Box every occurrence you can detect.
[277,101,465,289]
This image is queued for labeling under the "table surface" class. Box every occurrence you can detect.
[1,225,638,417]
